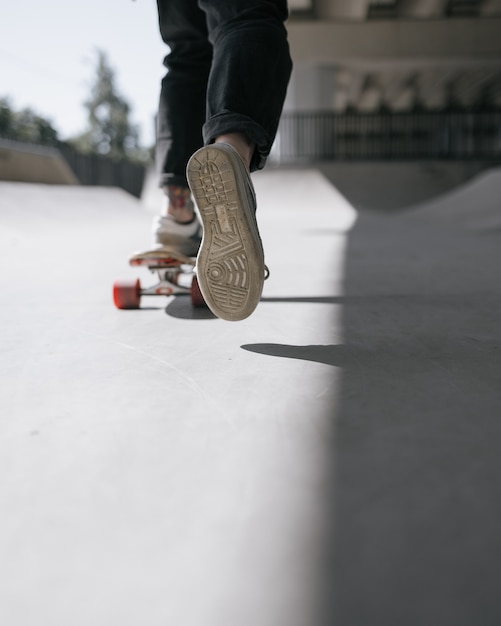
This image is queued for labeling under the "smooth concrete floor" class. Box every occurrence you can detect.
[1,170,500,625]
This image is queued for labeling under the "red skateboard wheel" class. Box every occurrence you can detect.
[113,279,141,309]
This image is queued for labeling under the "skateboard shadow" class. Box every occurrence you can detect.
[165,295,216,320]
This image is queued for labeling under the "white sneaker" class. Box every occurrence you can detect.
[151,214,202,258]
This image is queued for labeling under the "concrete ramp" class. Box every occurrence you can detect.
[0,175,355,626]
[318,161,489,212]
[405,166,501,230]
[0,140,78,185]
[1,173,501,626]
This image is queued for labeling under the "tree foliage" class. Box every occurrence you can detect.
[0,97,60,146]
[72,50,142,160]
[1,50,149,163]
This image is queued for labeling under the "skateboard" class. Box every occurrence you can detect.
[113,249,205,310]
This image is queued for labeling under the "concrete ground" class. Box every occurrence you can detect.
[1,168,500,625]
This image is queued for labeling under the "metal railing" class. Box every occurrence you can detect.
[58,144,146,198]
[275,111,501,162]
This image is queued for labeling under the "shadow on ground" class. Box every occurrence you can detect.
[247,210,501,625]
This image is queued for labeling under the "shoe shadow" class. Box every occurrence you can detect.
[241,343,345,368]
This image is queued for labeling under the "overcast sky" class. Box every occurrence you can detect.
[1,0,167,146]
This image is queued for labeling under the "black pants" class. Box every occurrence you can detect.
[156,0,292,187]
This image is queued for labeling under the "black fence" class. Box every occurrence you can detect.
[58,144,146,198]
[276,111,501,163]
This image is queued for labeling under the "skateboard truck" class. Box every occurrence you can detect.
[113,252,205,310]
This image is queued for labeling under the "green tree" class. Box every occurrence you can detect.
[0,97,59,146]
[73,50,141,160]
[0,98,15,137]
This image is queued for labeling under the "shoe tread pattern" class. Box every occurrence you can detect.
[188,147,262,320]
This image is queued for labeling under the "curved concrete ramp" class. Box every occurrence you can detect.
[405,166,501,230]
[0,140,78,185]
[1,174,501,625]
[318,161,489,212]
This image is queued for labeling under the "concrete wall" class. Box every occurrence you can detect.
[286,18,501,64]
[284,18,501,113]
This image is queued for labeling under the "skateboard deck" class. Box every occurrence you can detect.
[113,248,205,310]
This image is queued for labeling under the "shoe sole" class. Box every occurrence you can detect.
[186,144,264,321]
